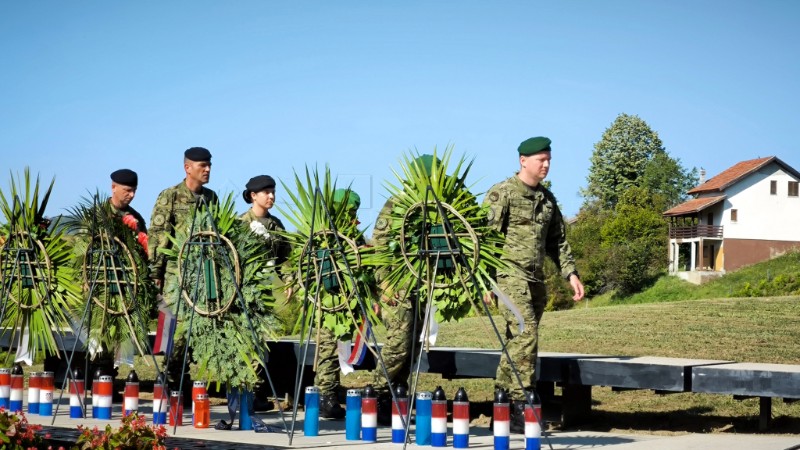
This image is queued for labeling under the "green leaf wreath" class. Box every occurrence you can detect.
[278,166,379,341]
[0,169,84,360]
[373,146,510,322]
[63,193,156,361]
[160,193,279,388]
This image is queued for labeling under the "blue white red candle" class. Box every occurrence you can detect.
[0,368,11,409]
[524,392,542,450]
[9,364,23,413]
[124,370,139,417]
[152,380,168,425]
[431,386,448,447]
[37,371,54,416]
[345,389,362,440]
[304,386,320,436]
[453,387,470,448]
[391,385,409,444]
[69,370,85,419]
[416,391,433,445]
[361,385,377,442]
[94,375,114,420]
[27,371,41,414]
[493,389,510,450]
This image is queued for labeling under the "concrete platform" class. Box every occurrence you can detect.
[23,403,800,449]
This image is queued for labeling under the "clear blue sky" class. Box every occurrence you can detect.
[2,1,798,235]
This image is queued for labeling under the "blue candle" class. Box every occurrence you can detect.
[345,389,362,440]
[304,386,320,436]
[415,391,432,446]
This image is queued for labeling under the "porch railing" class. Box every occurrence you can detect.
[668,225,723,239]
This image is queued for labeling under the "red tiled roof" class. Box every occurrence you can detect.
[663,195,726,217]
[688,157,774,194]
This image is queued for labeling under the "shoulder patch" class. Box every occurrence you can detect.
[489,191,500,202]
[152,214,166,226]
[375,217,388,231]
[157,195,170,206]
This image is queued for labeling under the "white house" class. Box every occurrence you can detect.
[663,156,800,280]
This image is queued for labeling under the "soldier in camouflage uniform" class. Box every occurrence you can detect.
[240,175,291,267]
[148,147,218,399]
[483,137,585,432]
[371,155,439,424]
[109,169,147,234]
[205,174,292,429]
[311,188,363,420]
[93,169,147,379]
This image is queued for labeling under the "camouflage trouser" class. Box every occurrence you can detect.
[314,326,340,396]
[162,270,192,393]
[373,297,416,390]
[494,274,547,399]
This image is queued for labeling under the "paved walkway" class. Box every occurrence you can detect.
[24,403,800,449]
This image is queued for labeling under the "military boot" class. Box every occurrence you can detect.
[510,400,526,434]
[319,393,345,420]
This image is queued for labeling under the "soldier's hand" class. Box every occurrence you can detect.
[569,273,585,301]
[482,291,496,306]
[380,291,398,307]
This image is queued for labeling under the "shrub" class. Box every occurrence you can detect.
[74,413,170,450]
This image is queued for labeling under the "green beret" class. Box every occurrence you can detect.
[184,147,212,162]
[333,188,360,210]
[518,137,552,156]
[110,169,138,187]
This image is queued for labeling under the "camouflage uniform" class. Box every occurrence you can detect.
[111,203,147,233]
[483,175,577,398]
[313,200,367,398]
[371,198,416,388]
[93,201,148,378]
[148,181,218,390]
[239,209,291,267]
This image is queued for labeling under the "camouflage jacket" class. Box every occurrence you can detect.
[110,202,147,233]
[240,209,291,267]
[483,175,577,280]
[147,181,218,280]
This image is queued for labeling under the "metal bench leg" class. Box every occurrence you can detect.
[759,397,771,431]
[562,383,592,427]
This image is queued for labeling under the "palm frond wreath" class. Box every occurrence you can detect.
[277,166,379,341]
[160,193,279,389]
[63,193,156,362]
[373,146,510,323]
[0,169,83,362]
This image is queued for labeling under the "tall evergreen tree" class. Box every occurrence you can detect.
[583,113,664,209]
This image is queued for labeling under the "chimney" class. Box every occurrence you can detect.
[699,168,706,184]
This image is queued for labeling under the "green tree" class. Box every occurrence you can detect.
[599,187,669,296]
[584,113,665,209]
[641,149,699,209]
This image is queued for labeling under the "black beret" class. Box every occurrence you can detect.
[110,169,138,187]
[184,147,212,162]
[243,175,276,203]
[518,137,552,156]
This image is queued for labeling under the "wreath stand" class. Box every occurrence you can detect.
[398,186,554,450]
[167,196,289,436]
[288,187,400,445]
[52,195,162,423]
[0,195,91,421]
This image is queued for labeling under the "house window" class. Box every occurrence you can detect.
[731,209,738,222]
[789,181,799,197]
[770,180,777,195]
